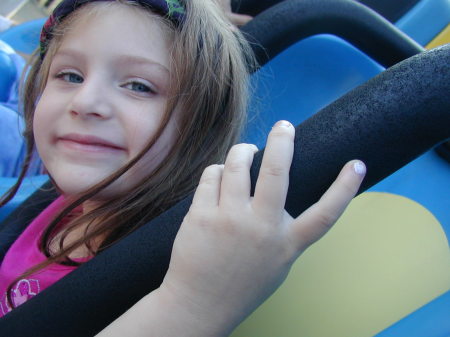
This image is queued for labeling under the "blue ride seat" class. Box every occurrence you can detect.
[0,19,48,220]
[0,40,44,219]
[0,18,47,55]
[0,51,15,103]
[0,40,27,181]
[243,35,384,147]
[357,0,449,46]
[0,40,21,104]
[394,0,450,46]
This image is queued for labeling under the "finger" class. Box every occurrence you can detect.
[214,0,230,10]
[226,13,253,26]
[220,143,258,207]
[191,164,224,208]
[291,160,366,251]
[252,121,295,218]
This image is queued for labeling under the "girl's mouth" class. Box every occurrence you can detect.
[57,133,126,153]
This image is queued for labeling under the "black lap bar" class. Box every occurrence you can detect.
[240,0,423,68]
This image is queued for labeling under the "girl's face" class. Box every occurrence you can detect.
[34,4,178,200]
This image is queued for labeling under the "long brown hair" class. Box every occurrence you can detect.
[2,0,256,308]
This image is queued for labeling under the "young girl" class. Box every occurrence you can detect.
[0,0,365,335]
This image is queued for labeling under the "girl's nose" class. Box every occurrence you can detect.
[69,79,113,119]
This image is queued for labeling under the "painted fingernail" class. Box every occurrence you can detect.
[353,161,366,175]
[275,120,292,128]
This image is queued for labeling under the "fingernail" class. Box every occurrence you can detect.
[275,120,292,128]
[353,161,366,175]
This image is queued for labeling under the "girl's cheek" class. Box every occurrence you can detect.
[132,116,180,176]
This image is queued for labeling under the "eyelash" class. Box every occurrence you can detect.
[55,71,84,84]
[122,81,156,95]
[54,71,156,96]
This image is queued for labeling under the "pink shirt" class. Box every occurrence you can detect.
[0,196,87,317]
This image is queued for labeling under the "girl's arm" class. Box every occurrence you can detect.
[97,121,366,337]
[95,287,227,337]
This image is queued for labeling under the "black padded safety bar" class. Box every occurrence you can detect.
[0,42,448,337]
[232,0,422,23]
[231,0,284,16]
[239,0,424,68]
[358,0,421,23]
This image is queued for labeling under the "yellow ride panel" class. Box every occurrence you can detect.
[231,192,450,337]
[427,24,450,49]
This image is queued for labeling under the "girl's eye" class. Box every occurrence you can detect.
[123,81,155,94]
[56,72,84,84]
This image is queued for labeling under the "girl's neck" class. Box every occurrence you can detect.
[49,199,104,259]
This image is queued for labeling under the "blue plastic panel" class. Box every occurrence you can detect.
[0,52,15,102]
[376,289,450,337]
[396,0,450,45]
[244,34,384,147]
[0,104,26,177]
[0,18,47,54]
[369,150,450,241]
[0,175,49,222]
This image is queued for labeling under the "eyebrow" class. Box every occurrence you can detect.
[115,55,170,75]
[54,48,170,75]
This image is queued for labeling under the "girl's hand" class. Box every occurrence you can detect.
[215,0,253,26]
[160,121,366,336]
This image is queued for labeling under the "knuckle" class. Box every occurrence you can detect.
[200,175,217,186]
[315,211,336,231]
[262,163,286,177]
[188,210,213,228]
[225,144,256,173]
[270,127,294,140]
[298,209,337,247]
[220,211,240,227]
[200,165,221,184]
[216,211,241,236]
[226,158,246,173]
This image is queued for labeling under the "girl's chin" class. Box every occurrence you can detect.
[51,177,109,198]
[49,166,145,201]
[55,179,131,202]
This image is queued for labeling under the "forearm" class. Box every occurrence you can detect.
[95,287,233,337]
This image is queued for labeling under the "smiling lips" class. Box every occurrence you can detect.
[58,133,125,153]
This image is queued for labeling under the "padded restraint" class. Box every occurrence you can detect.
[232,0,422,23]
[0,43,448,337]
[231,0,284,16]
[358,0,421,22]
[239,0,423,68]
